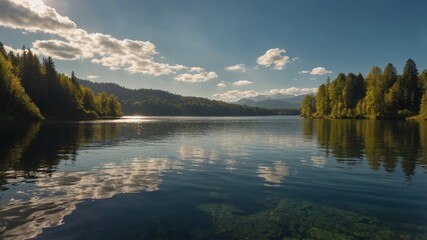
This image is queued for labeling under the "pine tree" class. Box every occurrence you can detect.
[401,59,420,113]
[382,64,398,117]
[364,66,385,118]
[315,84,329,117]
[301,95,315,118]
[0,50,43,120]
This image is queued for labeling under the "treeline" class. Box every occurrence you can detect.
[79,79,292,116]
[301,59,427,119]
[122,97,286,116]
[0,43,122,121]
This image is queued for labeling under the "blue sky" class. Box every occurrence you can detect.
[1,0,426,101]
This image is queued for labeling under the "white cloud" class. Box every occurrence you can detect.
[224,64,246,72]
[256,48,290,70]
[267,87,318,96]
[174,71,218,83]
[291,57,301,62]
[0,0,76,35]
[125,60,187,76]
[213,90,260,101]
[213,87,318,101]
[232,80,253,86]
[299,67,332,75]
[189,67,204,73]
[309,77,316,80]
[33,39,87,60]
[217,81,227,87]
[87,75,100,79]
[0,0,213,79]
[3,45,24,54]
[310,67,332,75]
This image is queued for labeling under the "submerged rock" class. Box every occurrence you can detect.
[198,198,426,240]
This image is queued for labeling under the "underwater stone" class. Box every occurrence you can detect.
[310,227,356,240]
[198,198,427,240]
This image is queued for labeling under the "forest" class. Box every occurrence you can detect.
[301,59,427,119]
[78,79,298,116]
[0,43,122,120]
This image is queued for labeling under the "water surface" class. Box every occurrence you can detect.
[0,116,426,239]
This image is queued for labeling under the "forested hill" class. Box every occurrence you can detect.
[78,79,299,116]
[301,59,427,120]
[0,43,122,121]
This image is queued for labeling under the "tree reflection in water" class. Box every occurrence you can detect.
[302,119,427,177]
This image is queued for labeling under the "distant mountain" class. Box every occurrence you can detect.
[236,99,300,109]
[246,95,269,102]
[234,98,256,105]
[78,79,300,116]
[243,93,296,102]
[285,95,307,105]
[267,93,295,100]
[235,94,306,109]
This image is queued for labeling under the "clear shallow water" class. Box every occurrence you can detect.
[0,116,426,239]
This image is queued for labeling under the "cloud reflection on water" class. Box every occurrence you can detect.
[178,145,220,164]
[257,161,289,186]
[0,157,182,240]
[311,155,326,168]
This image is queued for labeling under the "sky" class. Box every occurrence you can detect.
[0,0,426,101]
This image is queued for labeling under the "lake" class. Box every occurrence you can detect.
[0,116,426,239]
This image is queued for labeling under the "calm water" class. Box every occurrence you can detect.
[0,116,426,239]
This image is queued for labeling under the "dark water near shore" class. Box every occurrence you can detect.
[0,116,426,239]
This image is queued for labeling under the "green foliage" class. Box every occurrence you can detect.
[121,97,282,116]
[301,94,315,118]
[401,59,421,113]
[365,66,385,117]
[95,91,123,117]
[78,79,290,116]
[417,70,427,118]
[0,43,122,120]
[304,59,426,120]
[315,84,330,117]
[0,49,43,120]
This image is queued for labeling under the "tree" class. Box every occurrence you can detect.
[329,73,347,118]
[0,43,7,58]
[418,70,427,116]
[0,51,43,120]
[301,95,315,118]
[364,66,385,118]
[344,73,365,110]
[382,64,398,117]
[315,84,329,117]
[401,59,420,113]
[419,69,427,91]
